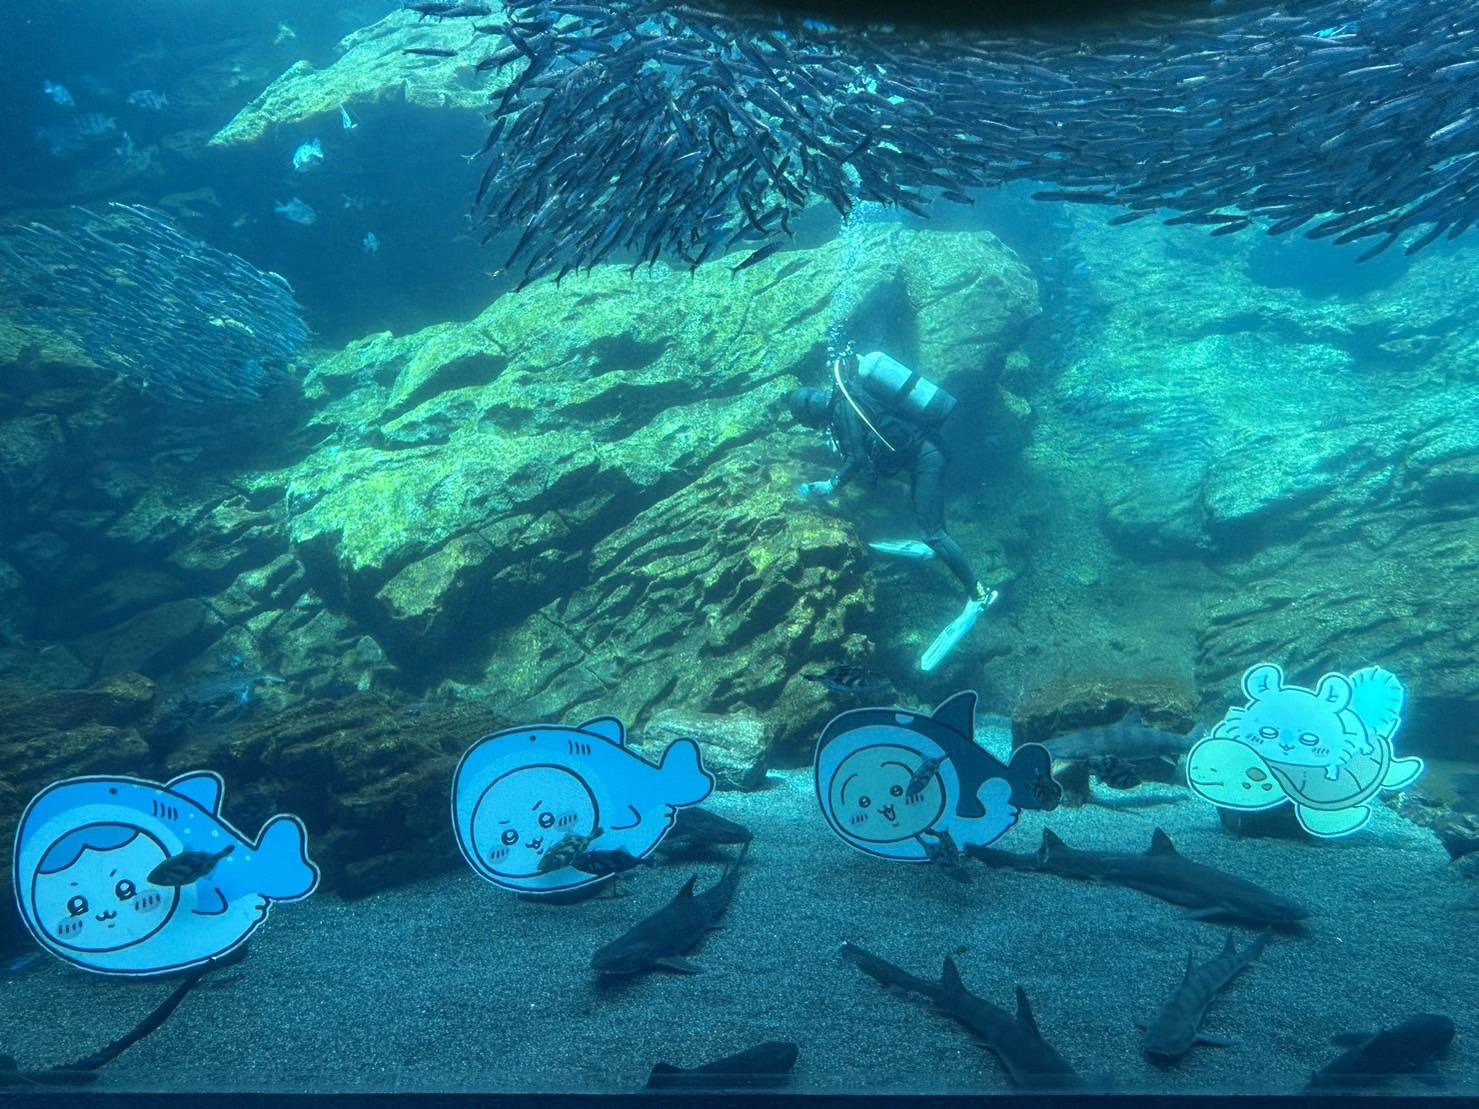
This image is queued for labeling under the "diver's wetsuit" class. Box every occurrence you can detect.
[825,390,979,592]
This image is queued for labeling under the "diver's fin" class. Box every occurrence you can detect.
[920,595,993,673]
[869,539,937,560]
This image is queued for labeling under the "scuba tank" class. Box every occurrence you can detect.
[854,351,957,425]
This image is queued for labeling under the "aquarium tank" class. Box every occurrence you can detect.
[2,0,1477,1102]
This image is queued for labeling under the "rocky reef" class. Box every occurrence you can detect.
[0,222,1039,912]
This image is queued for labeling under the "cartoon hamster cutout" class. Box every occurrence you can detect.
[452,715,714,894]
[814,690,1061,862]
[1187,663,1424,838]
[12,772,318,976]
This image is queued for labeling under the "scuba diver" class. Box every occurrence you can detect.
[789,350,998,672]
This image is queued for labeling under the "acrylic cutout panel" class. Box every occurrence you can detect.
[451,716,715,894]
[814,690,1060,862]
[1186,663,1425,839]
[12,771,319,976]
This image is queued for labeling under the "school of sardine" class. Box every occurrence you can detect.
[404,0,1479,286]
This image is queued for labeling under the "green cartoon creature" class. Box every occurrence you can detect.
[1186,663,1424,839]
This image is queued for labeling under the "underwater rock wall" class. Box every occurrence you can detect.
[0,223,1038,856]
[1013,214,1479,748]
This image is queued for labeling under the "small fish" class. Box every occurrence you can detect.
[537,825,604,874]
[292,138,324,173]
[274,198,318,225]
[920,827,971,883]
[362,231,380,254]
[114,131,136,159]
[42,80,74,107]
[146,845,234,887]
[273,22,297,44]
[403,47,459,57]
[126,89,168,111]
[647,1041,800,1090]
[732,241,783,273]
[804,664,892,698]
[569,847,652,877]
[339,104,356,130]
[905,755,945,801]
[74,113,117,137]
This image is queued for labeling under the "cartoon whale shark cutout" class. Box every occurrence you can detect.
[12,771,318,977]
[451,715,714,894]
[814,690,1061,862]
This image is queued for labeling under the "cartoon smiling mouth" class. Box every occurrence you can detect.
[94,910,117,923]
[880,804,897,823]
[1279,743,1294,754]
[1189,776,1223,788]
[528,837,545,852]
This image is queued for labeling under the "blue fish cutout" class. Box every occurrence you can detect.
[814,690,1059,862]
[452,716,714,895]
[13,771,318,976]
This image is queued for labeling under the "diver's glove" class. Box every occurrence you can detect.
[797,480,836,501]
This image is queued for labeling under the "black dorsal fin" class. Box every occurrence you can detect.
[931,690,979,741]
[941,956,965,993]
[1015,986,1039,1033]
[1147,827,1178,856]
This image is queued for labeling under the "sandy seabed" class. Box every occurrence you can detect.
[2,739,1475,1096]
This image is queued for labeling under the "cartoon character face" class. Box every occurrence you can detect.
[1185,738,1286,811]
[827,745,946,844]
[468,765,597,878]
[31,826,178,953]
[1218,665,1368,772]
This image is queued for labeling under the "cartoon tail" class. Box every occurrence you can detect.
[253,815,319,901]
[660,738,715,806]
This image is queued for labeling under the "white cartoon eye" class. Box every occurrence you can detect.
[1257,726,1279,740]
[1298,732,1320,746]
[67,895,88,917]
[114,879,136,901]
[500,829,519,846]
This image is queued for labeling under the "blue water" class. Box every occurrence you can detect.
[1,0,1477,1098]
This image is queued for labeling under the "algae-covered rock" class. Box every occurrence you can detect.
[211,9,514,147]
[640,709,773,791]
[447,441,873,744]
[164,695,509,897]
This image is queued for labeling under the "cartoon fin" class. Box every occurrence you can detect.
[1296,804,1370,839]
[930,690,978,741]
[1380,756,1424,791]
[658,739,714,806]
[654,956,701,974]
[1146,828,1178,855]
[579,717,627,746]
[1348,667,1405,740]
[167,771,224,814]
[252,814,319,901]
